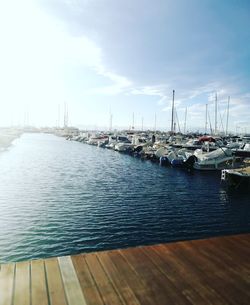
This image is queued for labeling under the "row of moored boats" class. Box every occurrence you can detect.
[66,132,250,171]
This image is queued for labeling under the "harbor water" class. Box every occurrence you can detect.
[0,133,249,262]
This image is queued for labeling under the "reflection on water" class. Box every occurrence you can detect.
[0,133,249,262]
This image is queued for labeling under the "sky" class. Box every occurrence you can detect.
[0,0,249,133]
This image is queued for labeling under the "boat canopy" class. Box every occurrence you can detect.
[198,136,216,142]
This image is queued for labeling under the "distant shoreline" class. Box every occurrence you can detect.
[0,129,22,150]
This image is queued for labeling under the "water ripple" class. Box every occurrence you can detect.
[0,133,249,263]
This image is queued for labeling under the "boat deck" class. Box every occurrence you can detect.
[228,166,250,176]
[0,233,249,305]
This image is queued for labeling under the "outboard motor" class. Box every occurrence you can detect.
[184,155,197,169]
[160,156,170,166]
[134,145,143,157]
[134,145,143,153]
[171,159,184,167]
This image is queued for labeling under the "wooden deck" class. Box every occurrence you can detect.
[0,234,249,305]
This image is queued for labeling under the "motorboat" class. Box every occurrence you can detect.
[194,148,243,170]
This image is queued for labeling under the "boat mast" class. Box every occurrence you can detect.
[58,104,60,128]
[109,113,113,131]
[175,108,181,133]
[226,96,230,135]
[171,90,175,134]
[215,92,218,135]
[184,107,187,134]
[219,112,225,134]
[154,113,157,131]
[208,109,213,134]
[205,104,208,134]
[64,102,68,128]
[141,116,144,131]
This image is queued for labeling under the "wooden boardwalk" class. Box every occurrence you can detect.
[0,234,249,305]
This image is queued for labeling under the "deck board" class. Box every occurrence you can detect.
[58,256,87,305]
[45,258,68,305]
[105,250,154,305]
[85,253,124,305]
[72,255,104,305]
[141,246,213,305]
[31,260,48,305]
[13,261,30,305]
[121,247,193,305]
[176,241,250,305]
[97,251,141,305]
[0,263,15,305]
[154,244,227,305]
[0,233,249,305]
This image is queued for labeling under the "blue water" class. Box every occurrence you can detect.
[0,133,249,262]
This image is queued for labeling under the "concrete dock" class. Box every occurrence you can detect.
[0,233,249,305]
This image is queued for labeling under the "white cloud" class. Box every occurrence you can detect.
[88,67,132,95]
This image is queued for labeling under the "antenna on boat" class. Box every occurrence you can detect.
[171,90,175,134]
[226,96,230,135]
[132,112,135,130]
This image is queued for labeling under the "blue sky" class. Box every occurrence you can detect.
[0,0,249,132]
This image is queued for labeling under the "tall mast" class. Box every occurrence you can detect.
[58,104,60,128]
[175,108,181,133]
[64,102,68,128]
[205,104,208,134]
[141,116,144,131]
[208,109,213,135]
[132,112,134,130]
[226,96,230,135]
[154,113,157,131]
[109,113,113,131]
[171,90,175,133]
[184,107,187,134]
[215,92,217,135]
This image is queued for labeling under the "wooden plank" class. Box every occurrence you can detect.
[120,247,192,305]
[176,237,250,301]
[45,258,67,305]
[31,260,48,305]
[0,234,249,305]
[58,256,87,305]
[213,236,250,265]
[107,250,154,305]
[189,239,250,279]
[71,255,104,305]
[229,235,250,249]
[13,261,30,305]
[184,240,250,286]
[0,263,15,305]
[97,251,141,305]
[205,236,249,263]
[155,244,227,305]
[176,241,250,305]
[142,246,214,305]
[84,253,124,305]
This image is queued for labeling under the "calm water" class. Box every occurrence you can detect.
[0,133,249,262]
